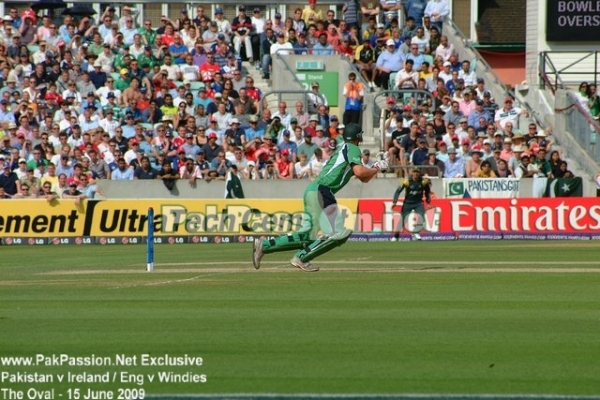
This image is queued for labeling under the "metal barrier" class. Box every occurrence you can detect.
[371,89,436,150]
[538,52,600,168]
[273,49,306,88]
[558,92,600,163]
[260,50,325,115]
[259,90,326,116]
[539,51,600,91]
[444,18,515,103]
[535,53,600,173]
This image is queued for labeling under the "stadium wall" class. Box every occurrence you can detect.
[94,178,597,199]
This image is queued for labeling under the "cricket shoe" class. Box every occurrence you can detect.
[290,256,319,272]
[412,233,422,241]
[390,237,398,242]
[252,239,264,270]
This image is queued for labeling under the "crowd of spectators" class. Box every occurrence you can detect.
[0,4,385,199]
[252,0,574,180]
[345,1,574,179]
[382,94,575,179]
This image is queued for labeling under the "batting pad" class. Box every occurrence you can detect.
[297,229,353,263]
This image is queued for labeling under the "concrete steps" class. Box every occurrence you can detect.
[242,61,384,156]
[242,61,286,115]
[242,62,271,94]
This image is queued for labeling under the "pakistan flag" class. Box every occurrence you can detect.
[544,177,583,197]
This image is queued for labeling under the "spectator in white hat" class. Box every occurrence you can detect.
[308,81,328,113]
[375,38,405,90]
[243,160,260,180]
[438,60,453,84]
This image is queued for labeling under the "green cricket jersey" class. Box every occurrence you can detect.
[532,158,552,177]
[138,27,157,46]
[114,78,130,92]
[314,142,362,194]
[137,54,159,69]
[113,54,129,70]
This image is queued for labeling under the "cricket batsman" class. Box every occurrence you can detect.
[391,167,431,241]
[252,123,388,272]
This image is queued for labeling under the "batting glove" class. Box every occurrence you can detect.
[373,151,389,171]
[373,159,389,171]
[376,151,389,162]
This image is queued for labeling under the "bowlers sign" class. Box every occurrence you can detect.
[547,0,600,41]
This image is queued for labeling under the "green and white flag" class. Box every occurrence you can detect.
[225,170,245,199]
[543,177,583,197]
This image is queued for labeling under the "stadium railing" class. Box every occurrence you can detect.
[443,18,516,110]
[371,89,436,150]
[539,51,600,91]
[263,49,329,111]
[536,53,600,168]
[557,91,600,165]
[259,90,325,116]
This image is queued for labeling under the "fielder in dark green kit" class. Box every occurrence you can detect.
[252,123,388,272]
[391,167,431,241]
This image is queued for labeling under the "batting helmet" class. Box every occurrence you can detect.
[343,123,363,142]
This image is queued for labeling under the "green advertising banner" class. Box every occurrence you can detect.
[295,71,339,107]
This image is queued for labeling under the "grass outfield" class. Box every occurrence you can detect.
[1,241,600,398]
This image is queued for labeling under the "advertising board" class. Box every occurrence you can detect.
[1,198,599,244]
